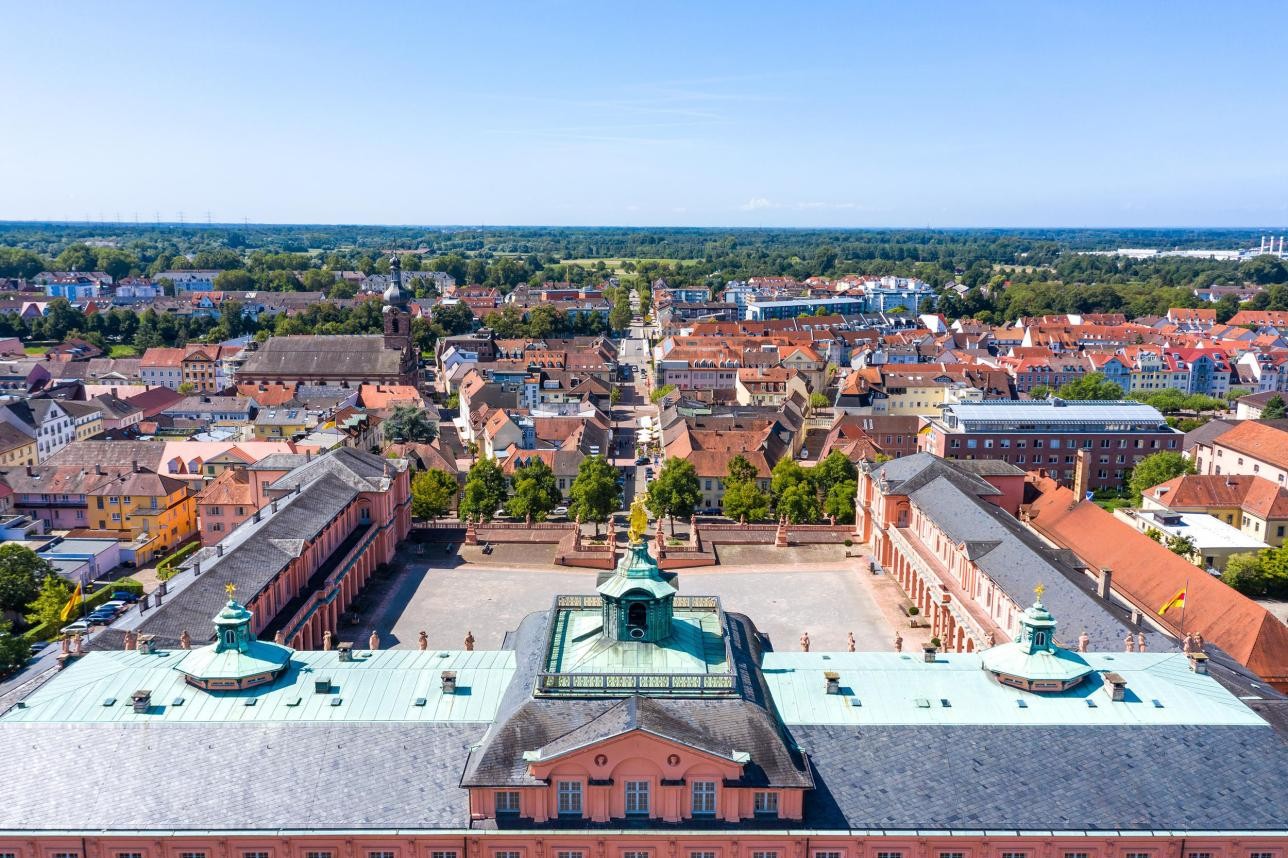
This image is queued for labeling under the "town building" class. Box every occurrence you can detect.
[3,518,1287,856]
[0,397,76,461]
[236,258,417,387]
[154,269,220,292]
[1191,420,1288,485]
[85,464,198,558]
[1111,506,1268,572]
[0,422,37,467]
[918,399,1180,489]
[1141,473,1288,547]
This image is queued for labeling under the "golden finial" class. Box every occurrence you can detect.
[225,581,237,600]
[1034,583,1045,603]
[628,498,649,545]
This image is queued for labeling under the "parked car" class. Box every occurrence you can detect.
[552,506,569,517]
[60,620,92,635]
[110,590,139,603]
[97,600,127,613]
[635,455,650,465]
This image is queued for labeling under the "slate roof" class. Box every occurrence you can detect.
[266,445,401,493]
[120,473,359,647]
[461,609,812,790]
[795,723,1288,831]
[0,721,484,832]
[908,473,1159,650]
[238,335,406,377]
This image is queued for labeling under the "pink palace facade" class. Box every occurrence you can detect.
[94,446,411,652]
[2,515,1287,858]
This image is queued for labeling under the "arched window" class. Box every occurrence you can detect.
[1034,631,1046,647]
[627,602,647,631]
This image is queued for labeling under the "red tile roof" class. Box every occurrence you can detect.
[1025,476,1288,686]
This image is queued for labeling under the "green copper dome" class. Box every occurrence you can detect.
[176,598,294,691]
[597,530,676,643]
[980,591,1092,692]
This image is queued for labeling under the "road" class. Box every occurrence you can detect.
[610,293,659,500]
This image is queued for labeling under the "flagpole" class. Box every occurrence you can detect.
[1179,573,1188,635]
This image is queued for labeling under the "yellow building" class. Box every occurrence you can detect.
[63,400,105,442]
[252,407,320,440]
[181,348,219,393]
[0,424,37,468]
[1141,473,1288,549]
[88,468,197,562]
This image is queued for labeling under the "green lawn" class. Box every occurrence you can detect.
[108,344,140,357]
[23,345,45,355]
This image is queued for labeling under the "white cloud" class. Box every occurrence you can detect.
[740,197,774,211]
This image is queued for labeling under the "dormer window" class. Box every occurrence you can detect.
[691,780,716,816]
[557,780,583,816]
[494,790,520,816]
[624,780,650,816]
[753,791,779,817]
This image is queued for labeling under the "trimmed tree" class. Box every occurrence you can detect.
[646,457,701,535]
[1128,451,1195,500]
[778,480,821,524]
[411,468,459,520]
[506,458,561,522]
[568,455,620,536]
[823,479,858,524]
[458,457,508,522]
[722,454,770,522]
[722,480,771,523]
[1262,394,1286,420]
[812,451,858,497]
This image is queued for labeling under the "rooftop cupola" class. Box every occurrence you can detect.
[597,500,676,643]
[382,253,411,308]
[176,583,294,692]
[980,584,1093,693]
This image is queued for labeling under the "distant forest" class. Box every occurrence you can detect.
[2,223,1287,326]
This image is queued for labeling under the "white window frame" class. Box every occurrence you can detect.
[557,780,583,816]
[624,780,650,816]
[753,790,779,816]
[691,779,717,815]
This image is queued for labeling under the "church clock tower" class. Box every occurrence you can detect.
[383,254,412,348]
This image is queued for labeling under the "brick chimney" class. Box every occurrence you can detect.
[1072,448,1092,500]
[1097,568,1112,600]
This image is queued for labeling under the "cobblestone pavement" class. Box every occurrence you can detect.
[359,545,908,654]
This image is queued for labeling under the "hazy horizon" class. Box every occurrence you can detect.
[3,1,1287,228]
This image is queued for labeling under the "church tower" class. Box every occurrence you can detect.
[382,253,412,352]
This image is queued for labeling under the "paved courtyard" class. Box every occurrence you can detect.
[355,545,916,654]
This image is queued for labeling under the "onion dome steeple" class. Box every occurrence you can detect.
[382,253,411,308]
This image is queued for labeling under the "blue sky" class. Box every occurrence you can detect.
[2,1,1286,227]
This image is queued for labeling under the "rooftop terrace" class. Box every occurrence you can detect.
[537,594,736,696]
